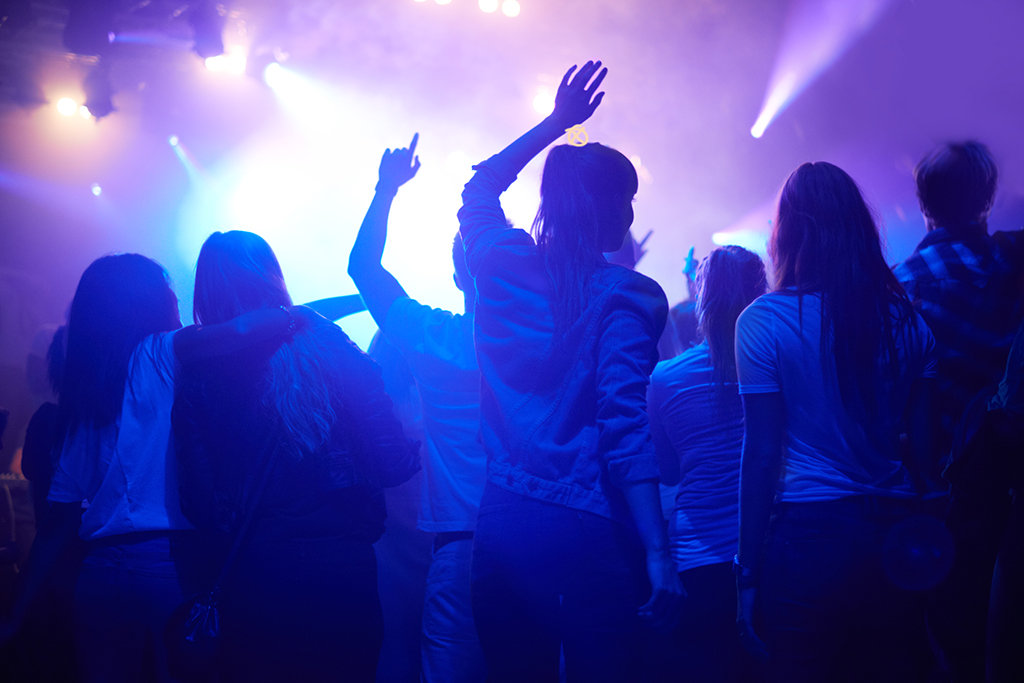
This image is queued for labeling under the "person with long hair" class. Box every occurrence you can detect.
[3,252,302,682]
[457,61,683,682]
[175,230,419,682]
[647,246,767,682]
[734,162,939,681]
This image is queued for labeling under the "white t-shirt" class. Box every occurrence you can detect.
[384,297,487,533]
[49,331,194,541]
[649,343,743,572]
[735,291,936,503]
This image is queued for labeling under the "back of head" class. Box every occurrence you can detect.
[62,254,180,430]
[194,231,291,325]
[770,162,912,423]
[696,246,767,383]
[532,143,638,328]
[193,230,341,460]
[915,141,997,236]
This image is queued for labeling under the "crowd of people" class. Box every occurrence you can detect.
[1,60,1022,683]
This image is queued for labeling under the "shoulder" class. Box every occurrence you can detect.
[606,266,668,309]
[385,296,454,332]
[653,343,710,385]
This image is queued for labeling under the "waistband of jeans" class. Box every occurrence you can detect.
[85,529,192,551]
[433,531,474,553]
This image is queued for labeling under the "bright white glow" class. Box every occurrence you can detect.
[533,88,554,115]
[435,0,451,4]
[263,62,285,88]
[205,47,247,75]
[91,183,102,196]
[56,98,77,116]
[502,0,521,17]
[749,0,893,138]
[629,155,642,168]
[413,0,427,3]
[479,0,498,11]
[168,135,179,146]
[79,105,91,119]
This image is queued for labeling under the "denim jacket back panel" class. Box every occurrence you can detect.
[460,160,667,526]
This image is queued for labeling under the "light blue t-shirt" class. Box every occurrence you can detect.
[649,343,742,572]
[384,297,487,532]
[736,291,936,503]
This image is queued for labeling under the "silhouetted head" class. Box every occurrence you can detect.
[532,143,638,327]
[695,246,766,383]
[62,254,181,429]
[194,231,292,325]
[915,141,997,236]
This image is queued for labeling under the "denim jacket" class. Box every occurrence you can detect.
[458,155,667,528]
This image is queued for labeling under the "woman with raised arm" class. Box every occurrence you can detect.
[734,163,939,681]
[3,253,301,682]
[174,230,419,682]
[647,245,767,682]
[457,61,683,682]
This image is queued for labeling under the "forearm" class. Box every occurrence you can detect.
[348,188,396,278]
[621,480,671,555]
[737,447,778,570]
[492,115,567,177]
[175,306,293,365]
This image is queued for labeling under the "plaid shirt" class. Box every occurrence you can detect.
[894,227,1024,457]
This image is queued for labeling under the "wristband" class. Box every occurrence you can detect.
[733,555,759,590]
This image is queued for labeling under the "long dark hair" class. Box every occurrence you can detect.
[696,246,766,384]
[194,230,338,459]
[532,143,638,331]
[770,162,914,424]
[61,254,181,431]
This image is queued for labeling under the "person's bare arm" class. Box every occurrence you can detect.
[174,305,305,366]
[347,134,420,329]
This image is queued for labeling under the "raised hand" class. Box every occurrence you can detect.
[377,133,421,193]
[551,61,608,129]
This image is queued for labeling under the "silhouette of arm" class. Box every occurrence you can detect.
[348,134,420,329]
[174,305,309,366]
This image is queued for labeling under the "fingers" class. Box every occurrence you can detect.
[585,66,608,96]
[559,64,578,91]
[409,132,419,159]
[412,156,421,174]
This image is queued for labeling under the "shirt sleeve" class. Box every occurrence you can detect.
[47,446,82,503]
[736,299,780,394]
[383,297,461,379]
[457,154,535,280]
[595,272,668,487]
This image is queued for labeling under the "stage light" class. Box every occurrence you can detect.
[263,62,284,88]
[749,0,893,138]
[502,0,520,17]
[79,105,90,118]
[169,135,179,146]
[532,88,554,115]
[56,98,78,116]
[205,47,246,74]
[479,0,498,11]
[91,183,102,196]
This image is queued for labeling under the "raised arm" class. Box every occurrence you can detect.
[458,61,608,275]
[348,134,421,328]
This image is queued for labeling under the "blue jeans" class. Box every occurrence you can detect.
[470,484,648,683]
[758,497,933,683]
[74,534,192,683]
[421,536,487,683]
